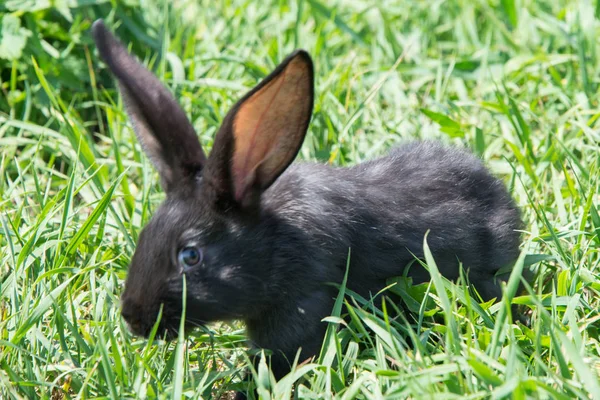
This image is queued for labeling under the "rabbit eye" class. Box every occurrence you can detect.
[178,246,203,270]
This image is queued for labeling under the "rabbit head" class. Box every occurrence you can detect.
[92,20,314,338]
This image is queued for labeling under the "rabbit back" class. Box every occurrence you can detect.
[264,141,522,301]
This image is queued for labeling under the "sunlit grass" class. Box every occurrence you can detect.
[1,0,599,398]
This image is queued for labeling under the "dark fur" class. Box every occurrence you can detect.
[92,20,521,388]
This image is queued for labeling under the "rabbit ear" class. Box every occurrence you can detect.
[205,50,314,209]
[92,20,206,193]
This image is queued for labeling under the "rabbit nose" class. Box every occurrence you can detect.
[121,299,147,336]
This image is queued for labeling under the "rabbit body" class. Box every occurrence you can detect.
[241,142,521,374]
[92,20,521,382]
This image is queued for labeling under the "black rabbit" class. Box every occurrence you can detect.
[92,19,521,390]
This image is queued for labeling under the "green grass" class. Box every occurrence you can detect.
[1,0,600,398]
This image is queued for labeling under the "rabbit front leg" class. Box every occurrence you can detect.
[249,287,334,376]
[239,287,335,393]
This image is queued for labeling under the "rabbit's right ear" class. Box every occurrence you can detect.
[92,20,206,193]
[205,50,314,210]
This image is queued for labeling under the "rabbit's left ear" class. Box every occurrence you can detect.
[92,20,207,193]
[205,50,314,209]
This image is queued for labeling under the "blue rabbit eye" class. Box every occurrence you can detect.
[178,246,203,269]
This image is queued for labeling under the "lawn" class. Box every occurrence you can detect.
[1,0,600,398]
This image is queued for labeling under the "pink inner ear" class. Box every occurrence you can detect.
[233,72,287,202]
[231,56,311,204]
